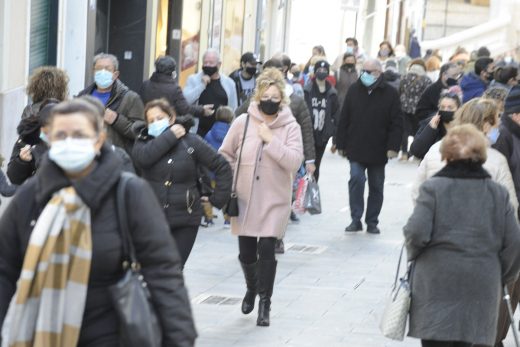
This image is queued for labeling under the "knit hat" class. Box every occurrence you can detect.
[504,85,520,114]
[314,60,330,73]
[384,59,398,73]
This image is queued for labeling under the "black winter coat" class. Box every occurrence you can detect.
[409,117,447,159]
[139,72,205,117]
[78,80,145,154]
[304,81,340,146]
[0,145,197,347]
[336,78,403,165]
[133,126,232,228]
[414,79,445,121]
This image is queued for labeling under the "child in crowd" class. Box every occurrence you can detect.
[203,106,234,227]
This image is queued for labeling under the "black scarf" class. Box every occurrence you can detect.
[433,160,491,179]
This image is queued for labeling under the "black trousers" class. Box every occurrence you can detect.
[401,112,419,154]
[238,236,276,264]
[171,225,199,266]
[421,340,473,347]
[314,142,327,182]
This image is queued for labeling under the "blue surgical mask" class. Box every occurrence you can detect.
[487,127,500,144]
[360,71,377,87]
[39,131,48,143]
[346,46,354,54]
[94,69,114,89]
[148,118,170,137]
[49,138,97,173]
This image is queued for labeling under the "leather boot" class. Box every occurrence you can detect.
[257,259,277,327]
[239,257,257,314]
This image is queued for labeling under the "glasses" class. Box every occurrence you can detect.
[361,69,380,75]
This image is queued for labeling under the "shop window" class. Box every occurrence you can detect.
[221,0,245,75]
[29,0,59,73]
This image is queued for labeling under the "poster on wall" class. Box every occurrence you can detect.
[181,33,200,70]
[211,0,223,50]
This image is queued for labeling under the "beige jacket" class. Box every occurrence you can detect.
[412,141,519,213]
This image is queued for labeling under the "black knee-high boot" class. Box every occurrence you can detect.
[256,259,277,327]
[239,256,257,314]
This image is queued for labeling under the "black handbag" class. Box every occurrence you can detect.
[224,115,250,217]
[109,172,162,347]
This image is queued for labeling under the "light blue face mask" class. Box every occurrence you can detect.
[345,46,354,54]
[39,131,48,143]
[487,127,500,144]
[148,118,170,138]
[94,69,114,89]
[360,71,377,87]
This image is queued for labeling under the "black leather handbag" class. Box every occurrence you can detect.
[224,115,250,217]
[109,172,162,347]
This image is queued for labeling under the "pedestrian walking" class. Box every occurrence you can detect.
[133,98,232,266]
[377,41,395,64]
[491,85,520,347]
[0,99,197,347]
[183,48,238,137]
[78,53,145,156]
[383,59,401,91]
[404,124,520,347]
[331,37,366,73]
[304,60,340,181]
[460,57,495,103]
[399,59,432,160]
[410,91,461,159]
[425,55,441,83]
[21,66,68,119]
[229,52,261,106]
[219,67,303,327]
[139,55,214,118]
[490,65,519,92]
[412,98,518,214]
[335,53,358,110]
[203,106,234,227]
[336,58,403,234]
[415,63,462,121]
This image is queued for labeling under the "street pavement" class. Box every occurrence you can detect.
[184,148,519,347]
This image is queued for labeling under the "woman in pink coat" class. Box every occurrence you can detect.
[219,68,303,327]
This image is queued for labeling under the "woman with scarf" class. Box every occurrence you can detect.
[0,99,196,347]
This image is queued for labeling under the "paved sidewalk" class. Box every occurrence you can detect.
[185,150,419,347]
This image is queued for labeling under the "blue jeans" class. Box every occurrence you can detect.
[348,161,385,226]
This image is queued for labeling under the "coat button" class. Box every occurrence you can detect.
[256,176,259,180]
[168,159,173,164]
[164,181,172,187]
[30,220,36,227]
[163,203,170,209]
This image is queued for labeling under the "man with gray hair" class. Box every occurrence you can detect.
[336,58,403,234]
[78,52,144,155]
[183,48,238,137]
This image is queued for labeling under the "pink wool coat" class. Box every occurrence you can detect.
[219,102,304,238]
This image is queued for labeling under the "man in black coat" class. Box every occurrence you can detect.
[336,58,402,234]
[414,62,462,121]
[140,55,213,117]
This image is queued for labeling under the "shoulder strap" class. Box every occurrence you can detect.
[232,115,250,192]
[116,171,139,267]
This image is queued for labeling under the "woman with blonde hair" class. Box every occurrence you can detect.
[405,124,520,347]
[219,68,303,327]
[412,98,518,212]
[23,66,69,119]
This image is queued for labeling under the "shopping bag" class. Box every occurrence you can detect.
[303,178,321,215]
[380,244,412,341]
[292,176,309,215]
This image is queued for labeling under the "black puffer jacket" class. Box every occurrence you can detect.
[133,122,232,228]
[0,145,197,347]
[139,72,205,117]
[78,80,145,154]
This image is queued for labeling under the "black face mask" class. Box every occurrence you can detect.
[485,73,494,83]
[343,63,355,70]
[259,100,281,116]
[439,110,455,123]
[245,66,257,76]
[315,71,329,81]
[292,71,301,79]
[203,66,218,77]
[446,77,458,87]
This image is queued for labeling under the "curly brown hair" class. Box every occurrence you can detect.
[26,66,69,103]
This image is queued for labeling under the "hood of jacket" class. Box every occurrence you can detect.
[150,71,176,85]
[35,143,124,210]
[503,113,520,138]
[384,69,400,82]
[460,72,486,91]
[17,116,43,144]
[207,121,230,142]
[247,101,297,129]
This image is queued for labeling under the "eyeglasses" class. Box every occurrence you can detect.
[361,69,380,75]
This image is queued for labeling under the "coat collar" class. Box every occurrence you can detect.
[247,101,296,129]
[433,160,491,179]
[502,114,520,138]
[35,144,124,210]
[150,72,176,84]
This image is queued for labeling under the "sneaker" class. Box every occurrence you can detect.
[290,211,300,223]
[201,218,214,228]
[345,221,363,232]
[366,225,381,234]
[275,239,285,254]
[224,220,231,229]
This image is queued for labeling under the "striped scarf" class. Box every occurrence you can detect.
[1,187,92,347]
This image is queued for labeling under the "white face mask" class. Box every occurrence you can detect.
[49,138,97,173]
